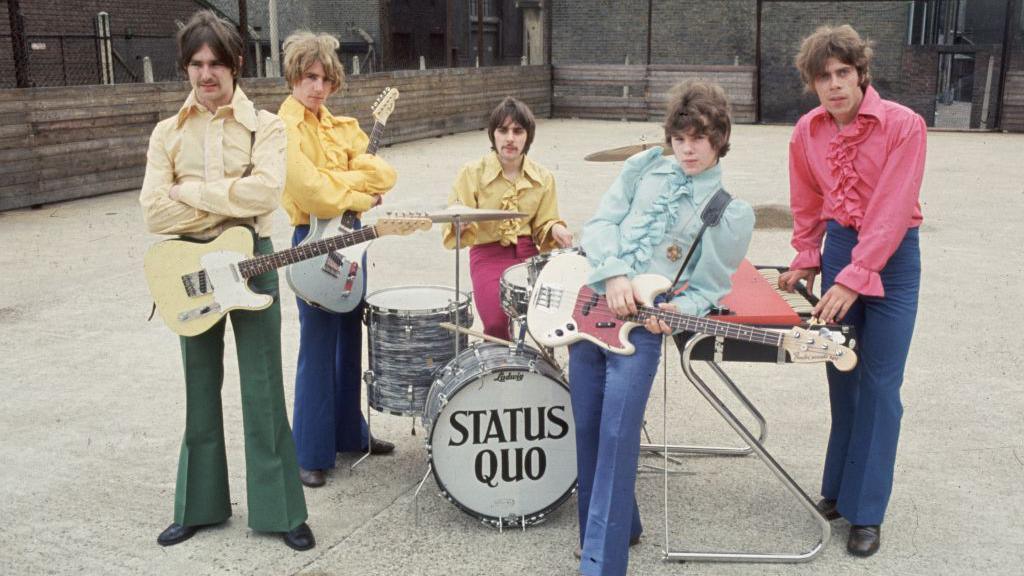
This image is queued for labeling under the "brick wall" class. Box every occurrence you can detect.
[760,1,912,124]
[650,0,756,66]
[551,0,649,65]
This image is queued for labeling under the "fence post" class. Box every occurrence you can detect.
[268,0,280,78]
[7,0,30,87]
[59,35,69,86]
[96,12,114,85]
[143,57,154,83]
[353,55,360,75]
[419,55,426,70]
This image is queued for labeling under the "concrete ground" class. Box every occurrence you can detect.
[1,119,1022,576]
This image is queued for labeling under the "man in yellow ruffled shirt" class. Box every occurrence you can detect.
[442,97,573,339]
[277,31,398,490]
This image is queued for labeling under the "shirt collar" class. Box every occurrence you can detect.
[482,152,542,186]
[649,151,723,198]
[809,84,885,132]
[175,85,257,131]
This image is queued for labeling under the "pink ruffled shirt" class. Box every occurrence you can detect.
[788,85,925,297]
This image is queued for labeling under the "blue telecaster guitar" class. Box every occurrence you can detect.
[285,87,399,312]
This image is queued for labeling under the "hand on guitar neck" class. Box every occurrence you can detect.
[526,253,857,371]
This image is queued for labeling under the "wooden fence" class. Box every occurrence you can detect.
[1001,71,1024,133]
[552,64,756,123]
[0,65,551,211]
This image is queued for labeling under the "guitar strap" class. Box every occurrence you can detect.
[669,187,733,292]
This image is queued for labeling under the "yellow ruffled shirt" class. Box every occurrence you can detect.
[442,152,566,251]
[278,95,397,225]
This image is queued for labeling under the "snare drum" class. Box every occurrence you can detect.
[364,286,473,416]
[499,263,531,319]
[526,247,585,285]
[423,343,576,528]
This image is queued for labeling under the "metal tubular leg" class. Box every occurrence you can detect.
[351,372,373,470]
[662,334,830,563]
[640,345,768,456]
[412,463,433,527]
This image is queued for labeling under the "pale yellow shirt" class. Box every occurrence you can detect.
[278,96,397,225]
[139,87,286,240]
[442,152,566,251]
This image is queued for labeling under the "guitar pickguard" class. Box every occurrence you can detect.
[571,286,626,351]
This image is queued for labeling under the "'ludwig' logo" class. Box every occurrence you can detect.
[495,371,524,382]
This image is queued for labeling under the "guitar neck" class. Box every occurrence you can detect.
[633,306,784,347]
[366,119,386,156]
[237,226,380,278]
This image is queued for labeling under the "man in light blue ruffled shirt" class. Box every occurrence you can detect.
[570,80,754,576]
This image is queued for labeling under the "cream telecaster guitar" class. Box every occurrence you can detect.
[285,87,399,313]
[526,253,857,371]
[144,216,430,337]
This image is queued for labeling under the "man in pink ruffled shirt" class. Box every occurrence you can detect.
[779,25,926,558]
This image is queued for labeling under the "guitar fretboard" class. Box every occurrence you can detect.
[366,119,385,156]
[237,226,380,278]
[629,306,784,347]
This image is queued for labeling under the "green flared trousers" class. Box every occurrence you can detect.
[172,237,307,532]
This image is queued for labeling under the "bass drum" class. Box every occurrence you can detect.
[423,343,577,528]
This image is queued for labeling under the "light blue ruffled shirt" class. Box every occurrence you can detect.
[580,147,755,319]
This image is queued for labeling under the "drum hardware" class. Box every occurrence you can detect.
[439,321,563,375]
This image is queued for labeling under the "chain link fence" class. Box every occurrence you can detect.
[0,33,183,88]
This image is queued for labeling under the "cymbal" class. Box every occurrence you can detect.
[584,143,673,162]
[426,205,527,223]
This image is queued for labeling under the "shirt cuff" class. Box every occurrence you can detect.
[835,263,885,297]
[348,192,376,213]
[668,295,701,318]
[536,219,568,251]
[789,248,821,271]
[587,257,633,288]
[175,181,204,211]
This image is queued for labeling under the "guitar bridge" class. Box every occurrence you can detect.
[177,301,222,322]
[322,251,345,279]
[535,284,563,310]
[181,270,213,298]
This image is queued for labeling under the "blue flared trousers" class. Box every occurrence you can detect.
[291,225,369,470]
[820,221,920,526]
[569,329,662,576]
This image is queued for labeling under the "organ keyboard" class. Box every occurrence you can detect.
[676,259,856,363]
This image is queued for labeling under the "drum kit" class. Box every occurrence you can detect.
[357,204,581,529]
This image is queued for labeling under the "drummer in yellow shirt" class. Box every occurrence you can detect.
[278,31,397,489]
[442,97,573,340]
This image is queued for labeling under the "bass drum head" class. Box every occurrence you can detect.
[427,344,576,527]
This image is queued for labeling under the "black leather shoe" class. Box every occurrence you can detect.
[283,522,316,552]
[157,523,198,547]
[847,525,881,557]
[367,437,395,455]
[574,534,640,559]
[299,468,325,488]
[817,498,841,520]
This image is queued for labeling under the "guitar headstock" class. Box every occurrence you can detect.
[371,87,400,124]
[374,212,432,237]
[781,326,858,372]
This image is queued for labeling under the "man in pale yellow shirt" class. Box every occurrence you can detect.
[139,10,312,551]
[277,31,398,490]
[442,97,572,339]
